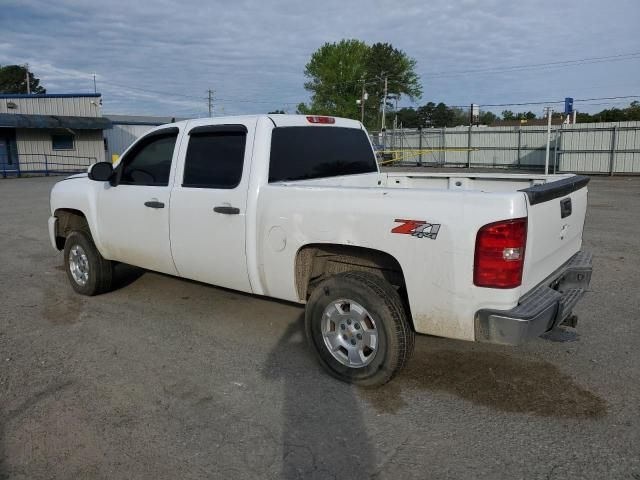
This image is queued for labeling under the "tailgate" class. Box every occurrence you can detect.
[520,175,590,292]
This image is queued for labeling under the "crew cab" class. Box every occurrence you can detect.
[49,115,593,386]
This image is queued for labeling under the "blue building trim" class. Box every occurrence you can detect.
[0,93,102,99]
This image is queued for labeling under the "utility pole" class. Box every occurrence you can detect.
[25,63,30,94]
[544,106,553,175]
[360,76,366,124]
[207,89,213,117]
[208,89,214,117]
[381,75,388,131]
[92,73,97,94]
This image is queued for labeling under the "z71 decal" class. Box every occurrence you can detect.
[392,219,441,240]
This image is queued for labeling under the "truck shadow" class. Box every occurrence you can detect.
[111,263,146,290]
[360,346,607,418]
[263,315,376,479]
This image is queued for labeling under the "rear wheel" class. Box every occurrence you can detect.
[305,271,414,386]
[63,230,113,296]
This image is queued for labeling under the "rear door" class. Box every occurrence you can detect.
[169,120,256,293]
[521,176,589,291]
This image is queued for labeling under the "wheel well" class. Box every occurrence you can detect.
[53,208,89,250]
[295,244,407,302]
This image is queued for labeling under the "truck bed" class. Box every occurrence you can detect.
[383,171,576,193]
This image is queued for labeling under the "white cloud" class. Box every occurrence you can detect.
[1,0,639,116]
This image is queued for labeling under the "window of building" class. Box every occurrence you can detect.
[268,127,377,183]
[51,134,75,151]
[119,131,178,186]
[183,127,247,189]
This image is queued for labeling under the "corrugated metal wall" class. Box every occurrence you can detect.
[0,96,101,117]
[105,123,158,160]
[16,129,104,172]
[374,121,640,174]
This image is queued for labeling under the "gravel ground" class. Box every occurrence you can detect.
[0,175,638,479]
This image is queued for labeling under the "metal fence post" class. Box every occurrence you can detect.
[44,154,49,176]
[442,127,447,166]
[556,126,563,173]
[517,128,522,168]
[609,125,618,176]
[552,127,557,173]
[467,125,472,168]
[418,128,423,166]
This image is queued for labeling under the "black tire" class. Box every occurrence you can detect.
[63,230,113,296]
[305,271,414,387]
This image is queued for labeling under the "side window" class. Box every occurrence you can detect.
[183,127,247,189]
[52,134,75,151]
[120,132,177,186]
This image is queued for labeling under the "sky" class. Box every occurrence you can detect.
[1,0,639,118]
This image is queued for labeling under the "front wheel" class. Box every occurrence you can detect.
[63,230,113,296]
[305,271,414,387]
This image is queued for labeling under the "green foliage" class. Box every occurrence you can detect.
[298,39,370,121]
[0,65,46,94]
[501,110,536,121]
[298,39,421,127]
[576,101,640,123]
[395,107,419,128]
[479,111,497,125]
[268,109,286,114]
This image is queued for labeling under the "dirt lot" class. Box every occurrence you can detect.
[0,175,639,479]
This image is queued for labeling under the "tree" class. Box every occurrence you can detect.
[502,110,515,120]
[298,39,370,121]
[417,102,436,126]
[364,42,422,126]
[268,109,286,114]
[0,65,46,94]
[298,39,421,128]
[394,107,420,128]
[479,111,497,125]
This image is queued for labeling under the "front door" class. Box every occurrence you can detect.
[96,127,180,275]
[169,120,255,293]
[0,139,8,175]
[0,130,17,176]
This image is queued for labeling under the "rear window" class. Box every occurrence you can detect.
[268,127,377,182]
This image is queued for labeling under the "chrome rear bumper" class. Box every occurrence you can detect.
[475,251,593,345]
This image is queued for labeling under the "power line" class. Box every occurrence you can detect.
[427,51,640,78]
[98,78,304,106]
[449,94,640,109]
[98,79,206,100]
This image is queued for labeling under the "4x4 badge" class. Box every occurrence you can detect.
[392,219,441,239]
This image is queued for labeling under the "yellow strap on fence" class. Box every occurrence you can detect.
[378,148,477,165]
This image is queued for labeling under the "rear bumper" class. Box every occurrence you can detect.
[475,251,592,345]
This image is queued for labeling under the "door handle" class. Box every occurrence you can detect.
[213,206,240,215]
[144,201,165,209]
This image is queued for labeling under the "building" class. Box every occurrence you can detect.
[103,115,180,162]
[0,93,111,177]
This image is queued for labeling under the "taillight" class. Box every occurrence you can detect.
[474,218,527,289]
[306,115,335,124]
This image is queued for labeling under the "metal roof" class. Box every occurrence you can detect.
[0,93,102,99]
[0,113,112,130]
[105,114,184,126]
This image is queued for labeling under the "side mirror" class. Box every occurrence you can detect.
[88,161,114,182]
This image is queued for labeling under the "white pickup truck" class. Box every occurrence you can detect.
[49,114,592,386]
